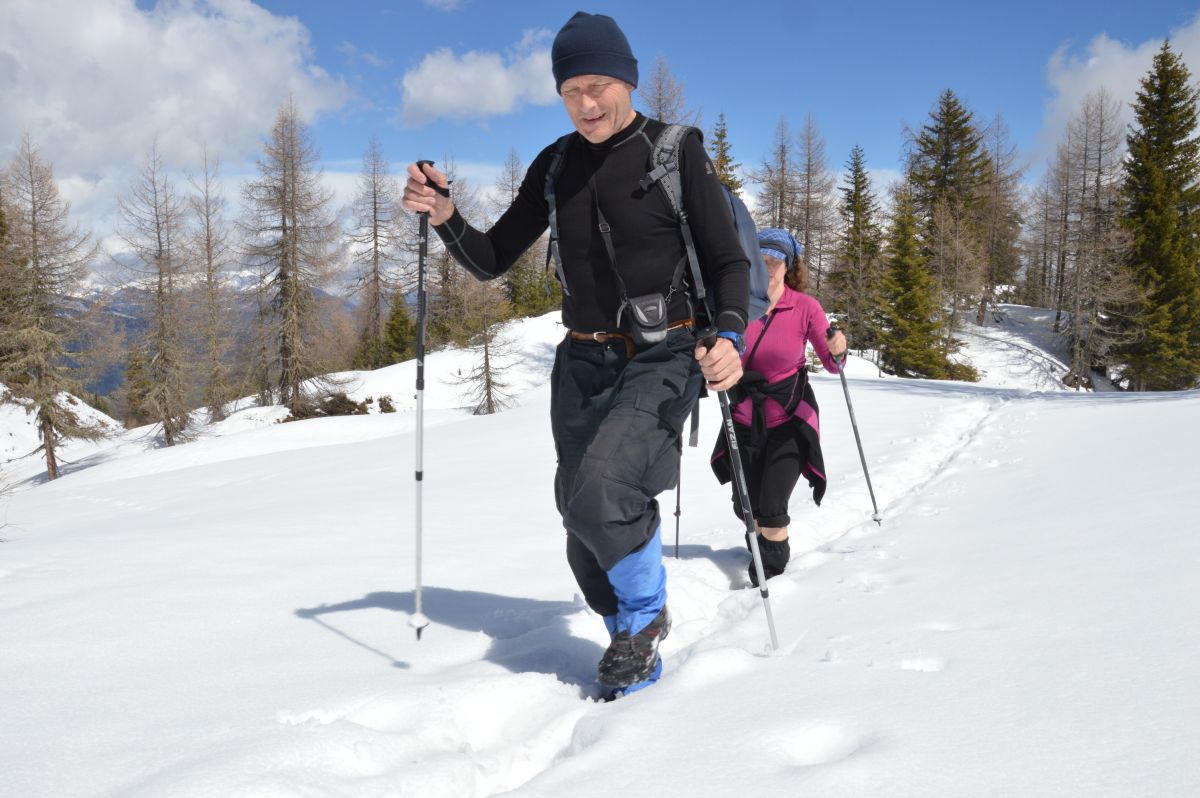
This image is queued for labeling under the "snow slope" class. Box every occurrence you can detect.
[1,309,1197,797]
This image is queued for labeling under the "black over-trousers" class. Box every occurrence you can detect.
[550,327,704,616]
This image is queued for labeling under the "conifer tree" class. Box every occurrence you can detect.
[828,145,884,352]
[708,113,743,193]
[121,344,155,427]
[1,134,101,479]
[911,90,989,215]
[1120,40,1200,390]
[879,182,949,378]
[910,90,990,328]
[383,295,418,363]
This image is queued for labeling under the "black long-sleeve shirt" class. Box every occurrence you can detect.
[433,113,749,334]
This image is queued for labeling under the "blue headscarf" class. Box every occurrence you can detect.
[758,227,803,268]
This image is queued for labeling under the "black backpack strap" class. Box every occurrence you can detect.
[639,124,714,447]
[544,133,574,296]
[639,123,709,318]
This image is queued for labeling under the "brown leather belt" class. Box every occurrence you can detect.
[567,318,694,358]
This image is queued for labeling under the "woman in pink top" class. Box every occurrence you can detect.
[711,228,847,585]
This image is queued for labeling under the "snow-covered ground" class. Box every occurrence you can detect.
[2,308,1198,797]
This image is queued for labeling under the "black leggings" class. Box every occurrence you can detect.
[727,419,807,529]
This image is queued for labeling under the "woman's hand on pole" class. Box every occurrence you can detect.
[826,325,848,359]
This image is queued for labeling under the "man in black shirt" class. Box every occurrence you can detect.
[403,11,748,695]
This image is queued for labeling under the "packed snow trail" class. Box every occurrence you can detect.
[501,390,1200,797]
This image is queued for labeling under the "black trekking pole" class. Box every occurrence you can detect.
[828,326,882,525]
[409,161,451,640]
[700,329,779,651]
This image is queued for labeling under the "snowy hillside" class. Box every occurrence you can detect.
[2,308,1198,797]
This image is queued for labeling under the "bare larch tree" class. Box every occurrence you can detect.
[116,142,192,445]
[0,133,100,479]
[241,98,339,413]
[189,146,234,421]
[638,54,701,126]
[348,137,407,369]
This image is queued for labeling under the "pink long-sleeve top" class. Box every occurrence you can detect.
[732,285,840,430]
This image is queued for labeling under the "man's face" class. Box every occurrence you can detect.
[561,74,636,144]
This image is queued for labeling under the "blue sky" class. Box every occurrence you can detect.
[252,0,1200,182]
[5,0,1200,241]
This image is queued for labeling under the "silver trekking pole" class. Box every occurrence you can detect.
[674,471,682,559]
[409,161,450,640]
[701,330,779,651]
[829,326,882,525]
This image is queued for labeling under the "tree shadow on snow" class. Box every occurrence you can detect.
[295,587,605,690]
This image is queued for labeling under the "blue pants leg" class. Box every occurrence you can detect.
[606,526,667,636]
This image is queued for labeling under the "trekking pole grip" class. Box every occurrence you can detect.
[415,160,451,199]
[826,324,848,368]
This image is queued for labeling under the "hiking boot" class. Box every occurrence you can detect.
[748,534,790,587]
[597,604,671,688]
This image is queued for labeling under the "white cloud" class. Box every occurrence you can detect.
[397,30,557,127]
[322,169,364,216]
[1038,12,1200,162]
[423,0,463,10]
[0,0,349,237]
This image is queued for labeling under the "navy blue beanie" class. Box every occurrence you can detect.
[552,12,638,94]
